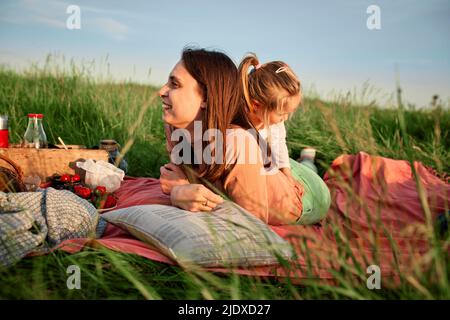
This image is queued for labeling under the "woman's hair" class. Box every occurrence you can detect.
[179,47,253,183]
[238,53,302,127]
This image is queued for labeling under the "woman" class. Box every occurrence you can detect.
[159,48,310,225]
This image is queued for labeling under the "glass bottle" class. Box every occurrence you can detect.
[23,113,48,148]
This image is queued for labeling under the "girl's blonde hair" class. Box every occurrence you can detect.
[238,53,302,127]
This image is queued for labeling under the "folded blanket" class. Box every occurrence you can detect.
[55,151,449,285]
[0,187,104,267]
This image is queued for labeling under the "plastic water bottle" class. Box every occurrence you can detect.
[299,147,318,174]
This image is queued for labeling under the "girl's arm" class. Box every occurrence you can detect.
[223,128,304,225]
[272,121,291,170]
[161,123,190,194]
[280,167,292,177]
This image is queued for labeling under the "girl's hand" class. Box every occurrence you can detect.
[160,163,189,194]
[280,167,297,185]
[170,184,224,212]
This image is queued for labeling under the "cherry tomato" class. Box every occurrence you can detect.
[60,174,71,183]
[94,186,107,196]
[71,174,81,183]
[104,195,117,208]
[78,187,91,199]
[74,185,83,194]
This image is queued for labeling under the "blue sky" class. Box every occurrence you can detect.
[1,0,449,107]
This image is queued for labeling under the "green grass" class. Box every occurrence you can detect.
[0,59,449,300]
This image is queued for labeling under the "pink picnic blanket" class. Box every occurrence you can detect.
[57,151,450,285]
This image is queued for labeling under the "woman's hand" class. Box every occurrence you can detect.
[160,163,189,194]
[170,184,224,212]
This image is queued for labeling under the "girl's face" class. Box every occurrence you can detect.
[253,93,301,127]
[159,60,205,129]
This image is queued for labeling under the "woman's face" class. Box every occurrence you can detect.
[159,60,205,129]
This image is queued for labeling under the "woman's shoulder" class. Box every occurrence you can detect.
[225,126,260,153]
[224,125,263,165]
[226,125,258,139]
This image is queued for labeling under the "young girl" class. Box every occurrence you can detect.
[238,53,330,224]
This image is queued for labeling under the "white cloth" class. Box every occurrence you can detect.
[258,121,290,169]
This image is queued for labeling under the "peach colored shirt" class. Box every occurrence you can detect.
[164,124,304,225]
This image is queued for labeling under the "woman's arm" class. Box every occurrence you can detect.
[160,162,189,194]
[160,124,189,194]
[163,122,224,210]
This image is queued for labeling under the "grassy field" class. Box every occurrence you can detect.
[0,61,449,299]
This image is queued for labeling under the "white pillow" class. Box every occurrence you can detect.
[101,201,293,267]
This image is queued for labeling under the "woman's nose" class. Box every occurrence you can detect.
[159,84,168,97]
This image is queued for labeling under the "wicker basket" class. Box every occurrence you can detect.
[0,147,109,181]
[0,154,26,193]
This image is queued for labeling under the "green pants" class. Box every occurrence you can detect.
[289,158,331,225]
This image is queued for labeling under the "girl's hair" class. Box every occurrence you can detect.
[238,53,302,128]
[177,47,253,183]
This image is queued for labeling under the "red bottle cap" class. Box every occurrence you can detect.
[28,113,44,118]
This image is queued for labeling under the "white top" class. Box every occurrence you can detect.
[258,121,290,169]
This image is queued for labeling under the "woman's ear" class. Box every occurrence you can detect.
[200,101,207,109]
